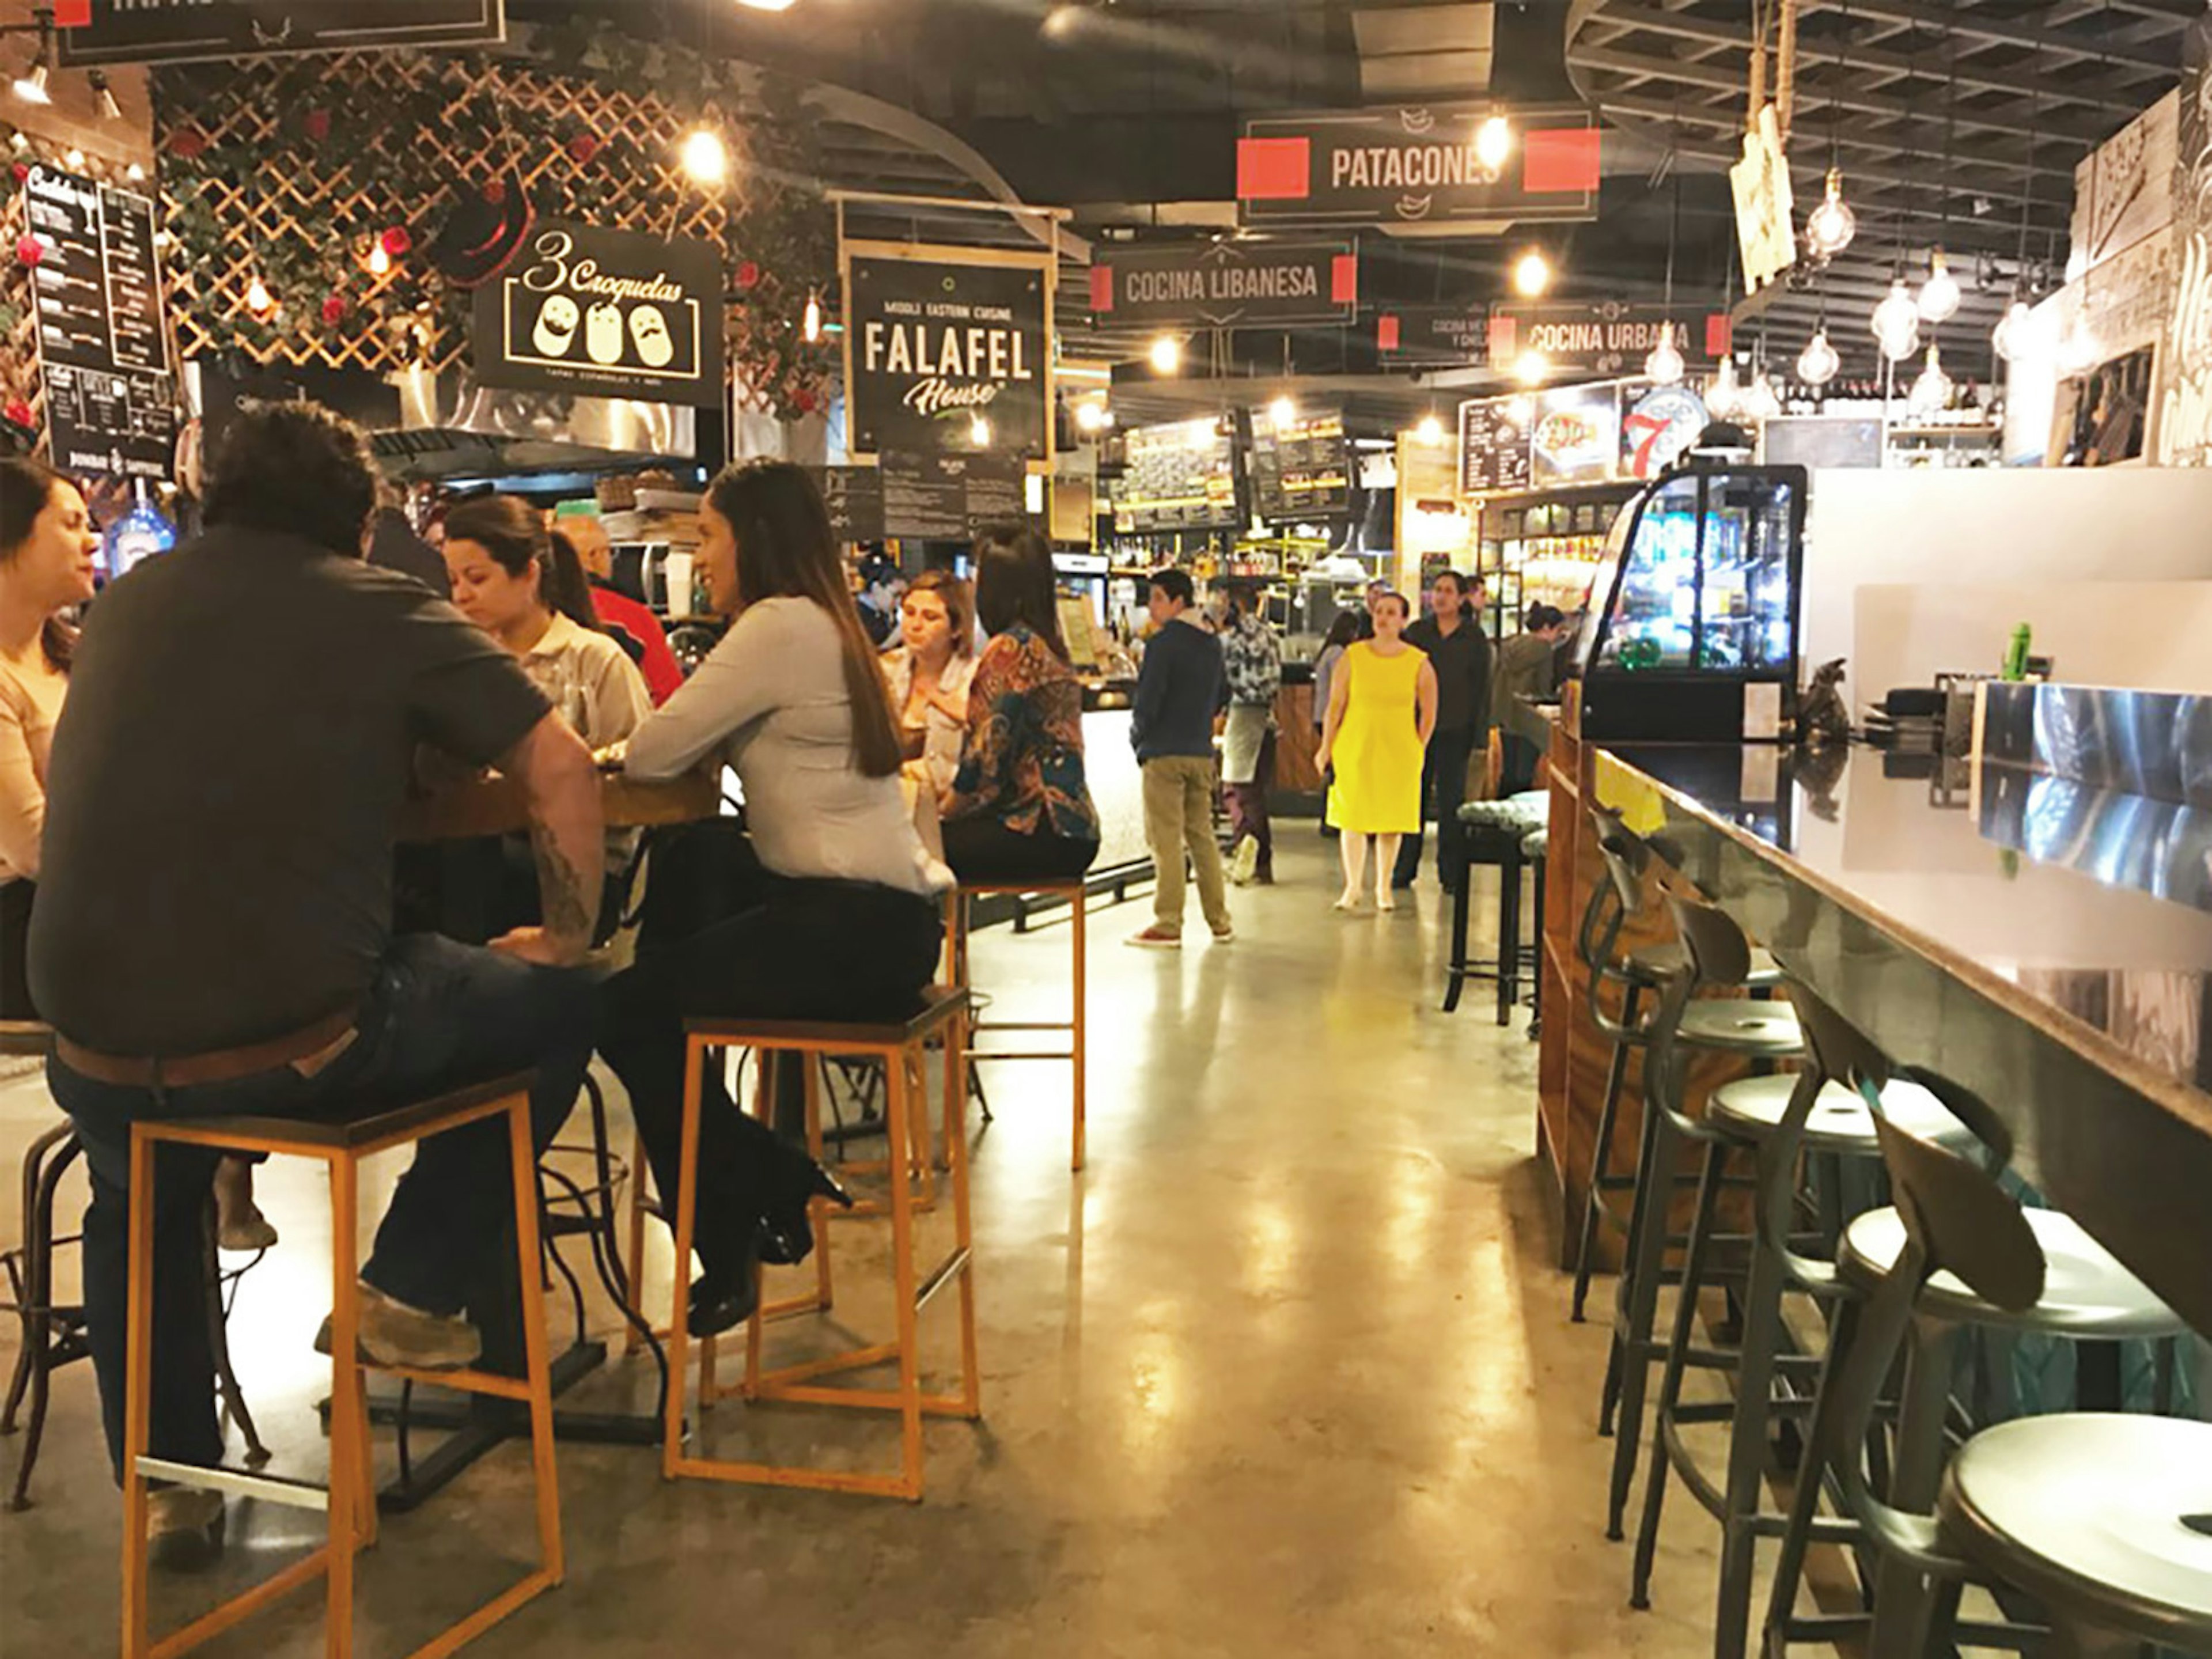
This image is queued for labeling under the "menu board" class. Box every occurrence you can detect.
[1114,418,1241,534]
[878,451,1031,540]
[1457,397,1532,494]
[24,166,177,479]
[817,466,887,543]
[1529,384,1622,487]
[1247,405,1351,523]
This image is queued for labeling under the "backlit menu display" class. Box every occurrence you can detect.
[1457,396,1532,494]
[1247,405,1351,522]
[1115,419,1241,535]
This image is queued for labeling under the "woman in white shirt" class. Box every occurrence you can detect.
[878,569,977,797]
[603,461,950,1338]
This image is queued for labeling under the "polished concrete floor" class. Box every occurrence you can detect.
[0,835,1736,1657]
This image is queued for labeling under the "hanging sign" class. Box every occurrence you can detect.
[55,1,505,66]
[1621,385,1709,480]
[471,222,724,407]
[1529,385,1622,487]
[1376,305,1490,365]
[1488,303,1726,376]
[1115,419,1240,533]
[844,248,1051,461]
[1089,240,1356,329]
[1457,397,1532,495]
[1247,405,1351,522]
[1729,105,1797,292]
[1237,103,1600,229]
[22,165,178,479]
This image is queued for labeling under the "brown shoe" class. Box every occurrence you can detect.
[315,1281,482,1370]
[147,1486,225,1571]
[1125,925,1183,949]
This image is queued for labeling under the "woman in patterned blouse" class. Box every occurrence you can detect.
[939,527,1102,881]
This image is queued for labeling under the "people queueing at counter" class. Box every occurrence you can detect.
[599,460,950,1340]
[938,527,1101,882]
[881,567,979,800]
[1126,567,1233,949]
[1494,602,1571,796]
[1392,570,1491,897]
[1218,584,1282,888]
[25,403,607,1559]
[1317,589,1439,912]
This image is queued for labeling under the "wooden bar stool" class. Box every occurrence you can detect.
[122,1073,562,1659]
[664,987,980,1502]
[946,880,1088,1171]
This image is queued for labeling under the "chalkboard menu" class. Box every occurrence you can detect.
[1247,405,1351,522]
[817,467,887,542]
[24,166,177,479]
[817,453,1033,543]
[1115,418,1241,535]
[1457,397,1532,495]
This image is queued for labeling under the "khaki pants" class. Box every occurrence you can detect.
[1142,755,1232,935]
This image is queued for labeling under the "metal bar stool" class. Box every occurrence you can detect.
[1627,952,1986,1659]
[1768,1109,2211,1659]
[663,987,980,1502]
[946,880,1088,1171]
[122,1073,562,1659]
[1443,791,1548,1021]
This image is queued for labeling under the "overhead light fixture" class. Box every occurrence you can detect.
[1907,342,1953,415]
[1917,248,1961,324]
[1510,249,1552,299]
[1991,296,2032,365]
[89,70,120,122]
[1705,357,1741,418]
[1475,115,1512,174]
[1513,349,1550,386]
[1041,4,1084,40]
[1075,398,1108,434]
[62,146,82,170]
[1743,371,1784,422]
[1149,334,1182,374]
[736,0,798,9]
[1804,168,1855,258]
[126,162,145,183]
[969,412,992,448]
[368,237,392,276]
[680,125,729,186]
[1643,332,1686,386]
[1872,278,1921,361]
[10,13,53,108]
[244,274,275,316]
[1796,328,1841,387]
[1268,394,1297,433]
[1415,412,1446,446]
[802,289,822,343]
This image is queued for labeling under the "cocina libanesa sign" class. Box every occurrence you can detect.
[1090,240,1357,329]
[845,252,1050,460]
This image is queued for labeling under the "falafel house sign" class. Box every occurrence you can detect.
[844,249,1051,460]
[471,222,724,407]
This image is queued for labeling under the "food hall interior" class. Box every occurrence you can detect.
[5,3,2212,1658]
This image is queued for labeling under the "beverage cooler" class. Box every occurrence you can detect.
[1570,461,1805,743]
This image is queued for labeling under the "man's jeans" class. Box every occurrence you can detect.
[48,934,593,1477]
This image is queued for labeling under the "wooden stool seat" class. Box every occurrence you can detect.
[665,989,980,1502]
[0,1020,52,1058]
[946,877,1089,1170]
[123,1070,562,1659]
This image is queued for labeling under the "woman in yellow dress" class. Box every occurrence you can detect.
[1317,590,1438,911]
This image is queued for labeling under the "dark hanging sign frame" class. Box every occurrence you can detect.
[1088,238,1357,330]
[54,1,506,67]
[470,221,724,407]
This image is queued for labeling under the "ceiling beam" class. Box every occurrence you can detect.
[1792,0,2176,72]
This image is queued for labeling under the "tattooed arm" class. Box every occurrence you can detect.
[491,711,605,966]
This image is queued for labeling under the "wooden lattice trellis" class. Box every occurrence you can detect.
[151,41,836,414]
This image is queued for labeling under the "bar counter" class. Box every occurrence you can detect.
[1565,738,2212,1343]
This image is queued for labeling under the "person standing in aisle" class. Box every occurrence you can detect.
[1391,569,1491,895]
[1219,585,1282,885]
[1318,590,1437,912]
[1309,609,1362,840]
[1127,568,1232,948]
[1494,602,1571,795]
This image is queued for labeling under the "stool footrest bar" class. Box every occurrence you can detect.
[915,1247,969,1312]
[134,1457,329,1513]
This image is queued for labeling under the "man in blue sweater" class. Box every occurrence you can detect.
[1128,569,1233,948]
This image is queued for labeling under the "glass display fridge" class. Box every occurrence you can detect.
[1569,461,1805,743]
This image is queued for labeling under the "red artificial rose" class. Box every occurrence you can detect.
[482,177,505,205]
[791,387,817,415]
[304,108,332,143]
[736,260,761,291]
[566,134,600,165]
[9,163,26,185]
[379,226,412,258]
[166,126,209,160]
[321,294,347,326]
[2,400,31,430]
[14,234,42,268]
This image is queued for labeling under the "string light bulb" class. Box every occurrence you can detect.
[1513,349,1550,386]
[969,412,992,448]
[1475,115,1512,173]
[245,274,274,316]
[679,126,728,186]
[1796,328,1841,387]
[1075,398,1108,434]
[1644,332,1686,385]
[1907,343,1953,415]
[1917,248,1961,324]
[1149,334,1182,374]
[1744,371,1784,422]
[62,147,82,169]
[90,70,121,122]
[1415,412,1446,446]
[1705,357,1741,419]
[1872,279,1921,361]
[1991,296,2032,365]
[1268,395,1297,433]
[802,289,822,343]
[368,238,392,277]
[1805,168,1855,257]
[1510,249,1552,298]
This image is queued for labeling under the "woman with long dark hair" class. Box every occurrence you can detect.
[601,461,949,1338]
[938,526,1100,881]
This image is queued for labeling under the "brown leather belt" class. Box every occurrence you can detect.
[55,1008,361,1090]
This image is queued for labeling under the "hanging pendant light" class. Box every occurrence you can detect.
[1805,168,1856,258]
[1705,357,1742,418]
[1744,370,1784,422]
[1991,296,2032,365]
[1917,248,1961,323]
[1644,331,1686,385]
[1797,328,1841,386]
[1907,343,1953,415]
[1872,279,1920,361]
